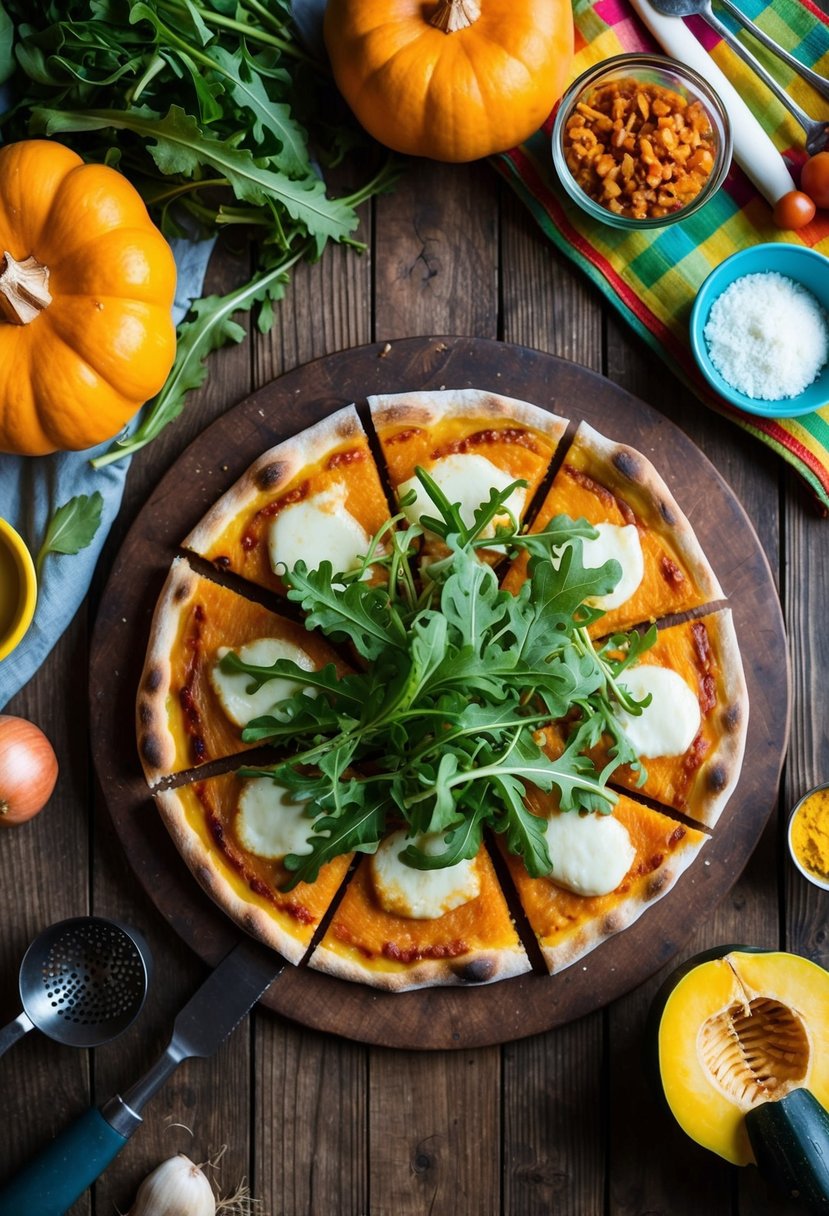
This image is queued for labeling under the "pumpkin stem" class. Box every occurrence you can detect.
[0,251,53,325]
[429,0,481,33]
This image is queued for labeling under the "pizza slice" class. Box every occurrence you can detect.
[137,557,348,784]
[499,789,707,974]
[183,405,392,597]
[583,608,748,827]
[369,388,568,560]
[308,828,531,991]
[501,421,723,636]
[155,770,352,964]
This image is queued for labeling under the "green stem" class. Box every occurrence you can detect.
[128,51,167,103]
[157,0,319,66]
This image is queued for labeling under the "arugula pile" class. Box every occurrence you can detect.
[0,0,399,464]
[222,472,655,890]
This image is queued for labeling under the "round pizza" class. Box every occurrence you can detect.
[136,388,748,992]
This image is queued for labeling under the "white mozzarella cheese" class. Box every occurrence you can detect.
[399,453,526,537]
[614,664,701,758]
[544,810,636,897]
[210,637,315,727]
[268,483,371,577]
[371,829,481,920]
[236,780,315,860]
[553,523,644,610]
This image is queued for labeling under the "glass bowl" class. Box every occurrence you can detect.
[690,243,829,419]
[551,53,732,230]
[788,783,829,892]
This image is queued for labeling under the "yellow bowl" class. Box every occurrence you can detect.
[0,518,37,662]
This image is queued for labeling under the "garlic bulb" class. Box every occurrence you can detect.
[129,1154,216,1216]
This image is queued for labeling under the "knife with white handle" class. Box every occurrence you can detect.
[628,0,796,205]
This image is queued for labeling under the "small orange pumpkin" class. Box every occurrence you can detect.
[0,140,177,456]
[323,0,574,163]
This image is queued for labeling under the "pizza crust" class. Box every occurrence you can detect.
[368,387,569,448]
[183,404,371,559]
[137,556,198,786]
[309,937,531,992]
[570,421,724,605]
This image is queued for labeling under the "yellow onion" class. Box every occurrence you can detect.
[0,714,59,826]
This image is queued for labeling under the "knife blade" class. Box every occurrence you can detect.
[0,939,284,1216]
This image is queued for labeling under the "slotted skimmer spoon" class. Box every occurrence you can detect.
[0,916,151,1059]
[647,0,829,155]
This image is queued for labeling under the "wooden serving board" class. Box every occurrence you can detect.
[89,336,789,1050]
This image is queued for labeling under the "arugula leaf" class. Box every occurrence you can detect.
[283,561,408,662]
[35,491,104,579]
[0,2,15,84]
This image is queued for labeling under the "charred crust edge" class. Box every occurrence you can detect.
[707,763,728,792]
[140,733,164,771]
[612,448,644,483]
[454,956,496,984]
[256,460,289,491]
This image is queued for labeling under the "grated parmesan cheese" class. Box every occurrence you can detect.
[703,271,829,400]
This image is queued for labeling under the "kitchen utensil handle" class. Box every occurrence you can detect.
[0,1106,128,1216]
[718,0,829,104]
[0,1009,33,1060]
[704,5,814,133]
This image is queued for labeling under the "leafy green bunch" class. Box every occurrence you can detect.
[224,471,655,890]
[0,0,400,464]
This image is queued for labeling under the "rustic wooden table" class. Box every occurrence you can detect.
[1,152,826,1216]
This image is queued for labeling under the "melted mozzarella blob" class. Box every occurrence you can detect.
[236,780,315,860]
[399,453,526,537]
[210,637,315,727]
[545,810,636,896]
[371,829,481,920]
[614,664,701,758]
[268,483,371,577]
[553,523,644,611]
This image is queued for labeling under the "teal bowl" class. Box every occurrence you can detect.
[690,243,829,419]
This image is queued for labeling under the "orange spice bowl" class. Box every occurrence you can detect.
[0,518,37,662]
[788,783,829,891]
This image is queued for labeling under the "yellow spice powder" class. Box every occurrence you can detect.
[791,788,829,882]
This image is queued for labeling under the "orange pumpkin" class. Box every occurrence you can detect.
[323,0,574,163]
[0,140,177,455]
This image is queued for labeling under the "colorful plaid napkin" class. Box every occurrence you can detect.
[493,0,829,509]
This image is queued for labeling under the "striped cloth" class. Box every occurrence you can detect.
[494,0,829,509]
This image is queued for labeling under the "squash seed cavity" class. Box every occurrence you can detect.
[698,998,810,1110]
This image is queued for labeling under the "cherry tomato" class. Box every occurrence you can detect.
[773,190,817,230]
[801,152,829,210]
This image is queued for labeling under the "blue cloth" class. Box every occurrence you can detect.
[0,236,215,709]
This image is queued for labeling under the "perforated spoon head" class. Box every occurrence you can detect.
[17,917,151,1049]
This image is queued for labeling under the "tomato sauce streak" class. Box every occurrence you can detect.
[386,427,424,445]
[180,603,207,764]
[660,554,686,588]
[434,427,538,460]
[197,789,314,923]
[327,447,365,469]
[383,939,469,964]
[691,621,717,714]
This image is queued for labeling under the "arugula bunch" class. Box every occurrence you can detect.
[0,0,399,463]
[224,472,655,889]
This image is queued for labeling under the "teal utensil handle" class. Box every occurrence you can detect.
[0,1106,127,1216]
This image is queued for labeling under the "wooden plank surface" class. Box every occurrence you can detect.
[1,120,826,1216]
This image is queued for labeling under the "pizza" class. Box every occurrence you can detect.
[501,422,723,636]
[136,388,749,993]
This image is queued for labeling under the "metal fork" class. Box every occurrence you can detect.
[648,0,829,155]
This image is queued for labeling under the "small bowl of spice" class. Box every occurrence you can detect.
[788,784,829,891]
[690,244,829,418]
[552,53,732,228]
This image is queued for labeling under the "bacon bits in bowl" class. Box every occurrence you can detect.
[552,53,732,229]
[690,244,829,419]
